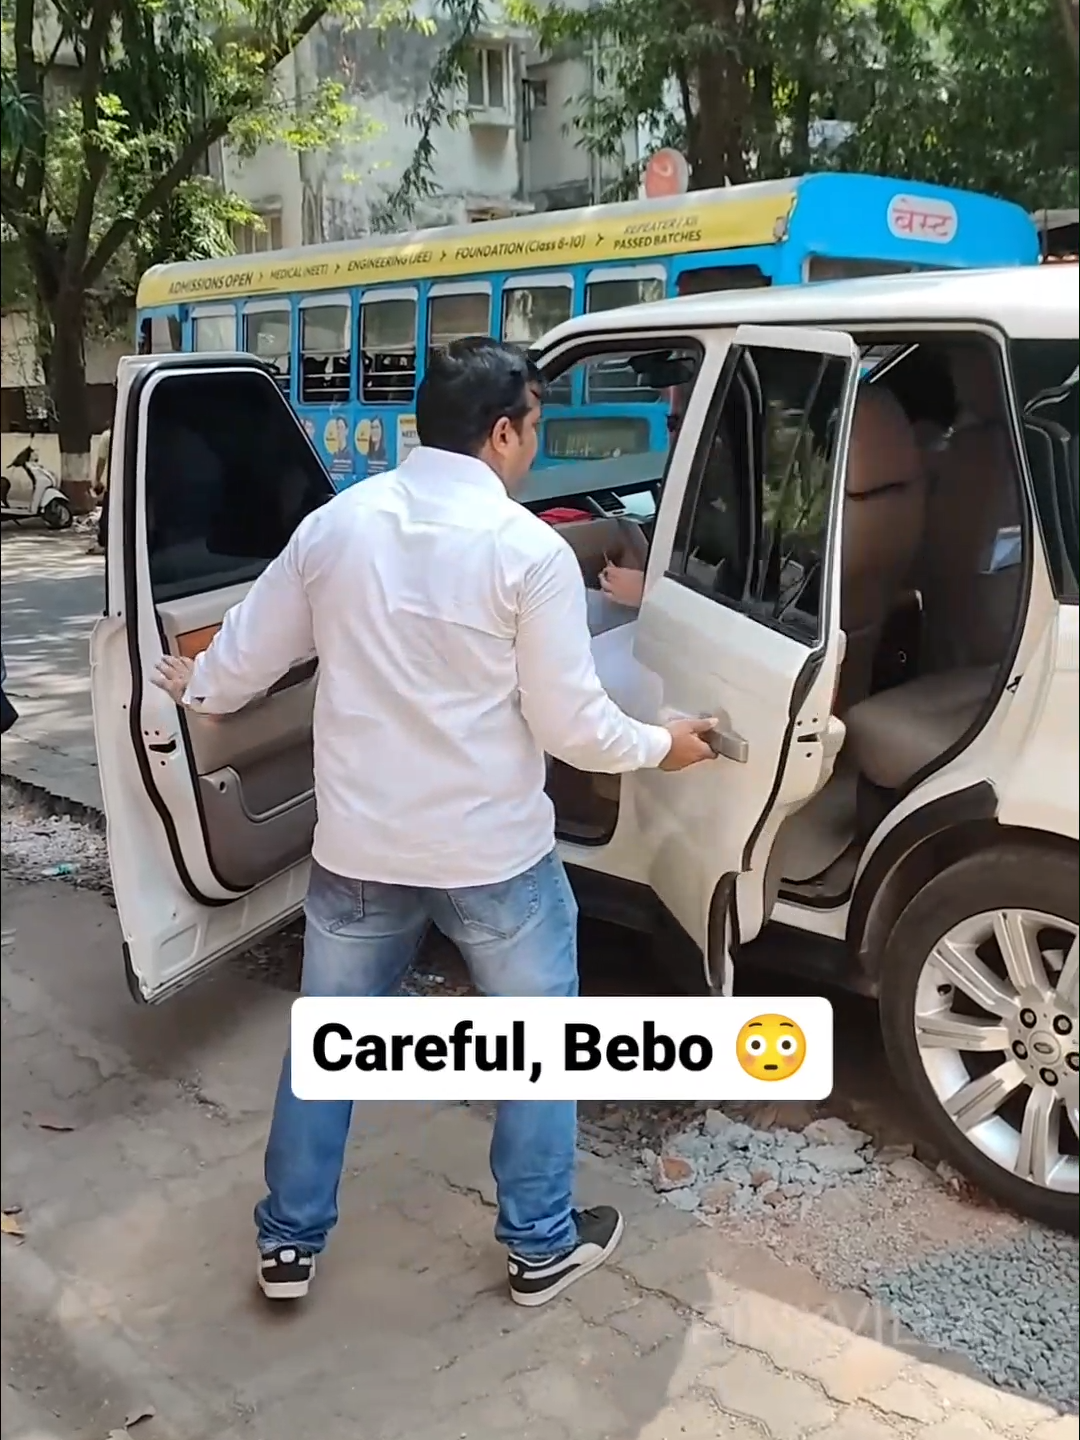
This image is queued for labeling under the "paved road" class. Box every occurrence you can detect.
[1,876,1070,1440]
[0,527,104,808]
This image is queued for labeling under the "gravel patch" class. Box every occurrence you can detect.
[869,1227,1079,1408]
[601,1099,1079,1413]
[639,1109,878,1216]
[1,780,111,892]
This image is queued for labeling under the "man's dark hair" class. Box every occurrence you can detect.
[416,337,542,455]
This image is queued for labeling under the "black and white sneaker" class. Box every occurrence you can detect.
[507,1205,624,1307]
[258,1245,315,1300]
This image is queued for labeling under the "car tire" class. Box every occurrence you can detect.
[879,839,1079,1233]
[42,497,73,531]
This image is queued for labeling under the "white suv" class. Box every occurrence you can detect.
[92,265,1078,1231]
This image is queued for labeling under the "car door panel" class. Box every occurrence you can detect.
[627,324,860,986]
[154,590,317,890]
[93,353,331,1001]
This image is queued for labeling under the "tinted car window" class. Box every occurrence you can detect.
[671,344,849,643]
[1011,339,1079,601]
[141,367,332,603]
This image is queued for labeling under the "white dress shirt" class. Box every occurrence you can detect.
[183,446,672,888]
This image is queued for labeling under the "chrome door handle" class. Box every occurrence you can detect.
[704,726,749,763]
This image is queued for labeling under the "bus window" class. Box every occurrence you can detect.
[805,257,934,282]
[584,268,666,403]
[361,292,417,404]
[300,300,350,404]
[503,276,572,402]
[244,305,291,393]
[427,285,492,359]
[585,270,665,314]
[675,264,769,295]
[540,345,698,462]
[502,276,572,345]
[192,307,236,351]
[138,315,182,354]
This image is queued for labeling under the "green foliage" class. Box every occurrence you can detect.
[0,0,416,474]
[0,0,373,299]
[838,0,1079,209]
[511,0,1078,209]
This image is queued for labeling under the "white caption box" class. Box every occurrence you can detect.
[290,995,833,1102]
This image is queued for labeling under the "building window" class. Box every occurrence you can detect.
[466,45,510,114]
[232,211,284,255]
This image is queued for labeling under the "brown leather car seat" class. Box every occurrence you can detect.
[916,343,1023,674]
[844,665,996,792]
[836,386,927,713]
[550,515,649,588]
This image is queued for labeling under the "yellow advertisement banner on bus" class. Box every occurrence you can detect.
[136,188,798,308]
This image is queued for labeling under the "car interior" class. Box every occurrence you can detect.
[770,333,1027,909]
[521,348,697,842]
[533,334,1029,902]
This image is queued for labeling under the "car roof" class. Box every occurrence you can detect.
[539,265,1077,347]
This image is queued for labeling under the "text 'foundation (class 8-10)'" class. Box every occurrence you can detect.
[289,996,834,1101]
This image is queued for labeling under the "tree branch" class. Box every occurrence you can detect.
[82,0,333,287]
[673,58,697,168]
[82,113,233,286]
[65,0,120,287]
[11,0,47,215]
[273,1,332,63]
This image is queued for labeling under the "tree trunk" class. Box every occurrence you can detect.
[48,288,94,514]
[689,0,750,189]
[1058,0,1079,66]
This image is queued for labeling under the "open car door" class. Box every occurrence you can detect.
[628,324,861,991]
[91,354,333,1002]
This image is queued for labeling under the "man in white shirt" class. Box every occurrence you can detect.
[154,338,716,1308]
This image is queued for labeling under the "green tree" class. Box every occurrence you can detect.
[840,0,1079,208]
[0,0,390,506]
[511,0,1077,212]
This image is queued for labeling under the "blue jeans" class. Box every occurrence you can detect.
[255,850,580,1259]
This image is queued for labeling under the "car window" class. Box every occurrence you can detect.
[141,368,332,604]
[1010,339,1079,601]
[670,343,849,643]
[540,344,701,466]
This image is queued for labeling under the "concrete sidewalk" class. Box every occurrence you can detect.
[0,529,104,811]
[1,880,1072,1440]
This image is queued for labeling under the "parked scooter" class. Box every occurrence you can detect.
[0,445,73,530]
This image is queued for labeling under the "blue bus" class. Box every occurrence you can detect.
[134,172,1040,482]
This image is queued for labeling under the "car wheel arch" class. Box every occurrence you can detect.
[849,783,1078,988]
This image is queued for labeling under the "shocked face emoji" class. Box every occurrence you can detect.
[736,1014,807,1082]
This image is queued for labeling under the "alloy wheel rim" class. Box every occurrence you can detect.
[913,909,1079,1193]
